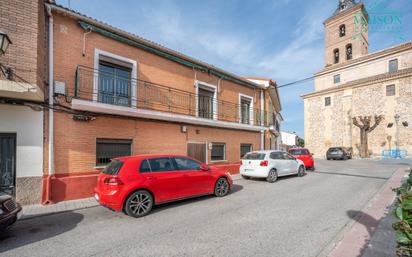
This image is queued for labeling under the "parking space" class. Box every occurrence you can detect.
[0,159,408,257]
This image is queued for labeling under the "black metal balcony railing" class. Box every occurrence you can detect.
[75,66,271,127]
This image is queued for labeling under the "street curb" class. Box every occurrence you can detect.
[315,167,408,257]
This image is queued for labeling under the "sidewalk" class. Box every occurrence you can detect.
[325,167,407,257]
[19,174,243,220]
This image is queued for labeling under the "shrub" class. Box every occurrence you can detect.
[393,169,412,257]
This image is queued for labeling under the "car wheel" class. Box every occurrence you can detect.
[297,165,305,177]
[214,177,230,197]
[326,157,330,160]
[343,155,348,160]
[266,169,278,183]
[241,175,250,180]
[124,190,154,218]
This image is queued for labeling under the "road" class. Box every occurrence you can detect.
[0,159,407,257]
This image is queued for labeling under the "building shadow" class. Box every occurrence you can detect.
[0,211,83,253]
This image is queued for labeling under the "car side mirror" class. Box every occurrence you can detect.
[200,164,210,171]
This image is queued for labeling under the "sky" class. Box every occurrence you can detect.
[57,0,412,137]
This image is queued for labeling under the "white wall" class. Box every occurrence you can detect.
[281,131,297,146]
[0,104,43,177]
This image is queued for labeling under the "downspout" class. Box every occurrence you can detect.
[43,4,54,205]
[260,89,265,150]
[82,27,92,56]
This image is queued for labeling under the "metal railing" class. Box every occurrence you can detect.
[75,65,270,126]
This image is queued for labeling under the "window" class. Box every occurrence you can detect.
[240,144,253,158]
[346,44,352,60]
[98,61,132,106]
[198,87,215,119]
[389,59,398,73]
[334,74,341,84]
[148,158,175,172]
[325,97,331,106]
[283,153,295,160]
[334,49,339,64]
[211,143,226,161]
[243,152,266,160]
[174,157,201,171]
[288,149,309,155]
[339,25,346,37]
[96,139,132,166]
[240,97,252,124]
[386,84,396,96]
[101,160,124,175]
[139,159,151,173]
[269,152,283,160]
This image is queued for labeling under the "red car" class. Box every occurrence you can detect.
[94,154,232,217]
[288,148,315,170]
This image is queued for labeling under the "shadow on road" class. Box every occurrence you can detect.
[346,210,381,257]
[312,171,389,180]
[0,211,83,253]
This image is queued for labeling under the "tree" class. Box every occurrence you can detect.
[352,115,384,158]
[297,138,305,147]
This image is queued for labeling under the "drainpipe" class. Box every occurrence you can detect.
[43,4,54,205]
[260,89,264,126]
[82,27,92,56]
[261,130,265,150]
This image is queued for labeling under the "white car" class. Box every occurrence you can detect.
[240,150,306,183]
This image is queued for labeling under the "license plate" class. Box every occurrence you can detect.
[94,193,100,201]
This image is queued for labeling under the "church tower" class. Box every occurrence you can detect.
[324,0,368,66]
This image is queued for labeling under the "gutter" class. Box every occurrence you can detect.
[43,4,54,205]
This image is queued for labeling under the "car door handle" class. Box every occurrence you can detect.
[148,177,157,181]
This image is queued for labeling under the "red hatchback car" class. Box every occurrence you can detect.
[94,154,232,217]
[288,148,315,170]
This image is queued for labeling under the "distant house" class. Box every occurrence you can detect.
[280,131,299,150]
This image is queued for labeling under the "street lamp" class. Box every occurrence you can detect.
[0,30,12,55]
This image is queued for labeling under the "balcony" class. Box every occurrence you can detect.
[73,66,270,130]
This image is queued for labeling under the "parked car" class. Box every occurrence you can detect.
[0,192,22,230]
[240,151,306,183]
[288,148,315,170]
[94,154,233,218]
[326,147,353,160]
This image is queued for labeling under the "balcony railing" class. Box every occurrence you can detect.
[75,66,270,127]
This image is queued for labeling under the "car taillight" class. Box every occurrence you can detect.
[103,176,124,186]
[260,160,268,167]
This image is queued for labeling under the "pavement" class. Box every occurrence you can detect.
[0,158,409,257]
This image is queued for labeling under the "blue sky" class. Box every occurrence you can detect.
[57,0,412,136]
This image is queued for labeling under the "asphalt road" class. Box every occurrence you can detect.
[0,159,407,257]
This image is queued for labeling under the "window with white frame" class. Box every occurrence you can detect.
[239,94,253,125]
[334,74,341,84]
[94,49,137,107]
[211,143,226,161]
[196,81,217,120]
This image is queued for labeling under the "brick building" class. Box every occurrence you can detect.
[0,1,280,204]
[303,0,412,158]
[0,0,46,204]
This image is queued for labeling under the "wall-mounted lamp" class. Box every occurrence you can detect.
[0,30,12,56]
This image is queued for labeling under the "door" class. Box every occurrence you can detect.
[0,134,16,196]
[283,152,298,174]
[140,157,185,202]
[187,142,207,163]
[269,152,287,175]
[173,157,214,196]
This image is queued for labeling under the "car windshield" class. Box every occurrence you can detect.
[102,160,124,175]
[329,148,342,151]
[289,149,309,155]
[243,152,266,160]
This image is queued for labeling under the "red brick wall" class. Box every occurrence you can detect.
[53,111,260,175]
[52,13,261,108]
[0,0,46,89]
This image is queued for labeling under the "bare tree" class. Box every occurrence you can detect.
[352,115,384,158]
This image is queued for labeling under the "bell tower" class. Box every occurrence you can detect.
[324,0,368,66]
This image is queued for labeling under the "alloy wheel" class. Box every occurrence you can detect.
[125,190,153,218]
[267,169,278,183]
[215,178,229,197]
